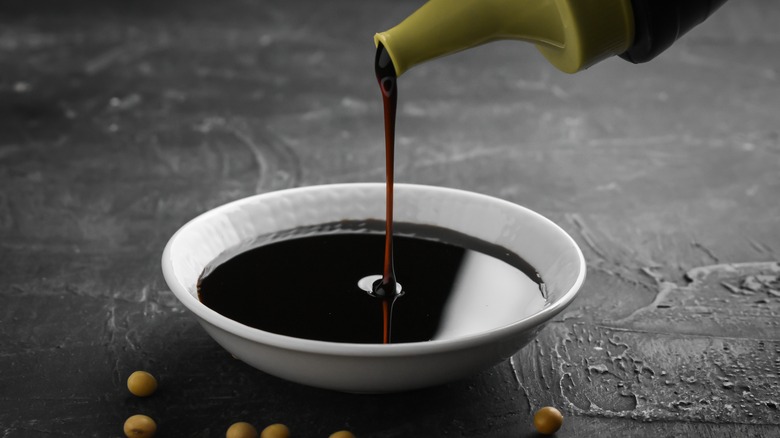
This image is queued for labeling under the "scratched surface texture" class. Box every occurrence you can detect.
[1,0,779,436]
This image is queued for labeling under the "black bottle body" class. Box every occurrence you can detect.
[622,0,729,64]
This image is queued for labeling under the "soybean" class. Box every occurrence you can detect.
[123,414,157,438]
[227,421,258,438]
[533,406,563,435]
[260,423,290,438]
[127,371,158,397]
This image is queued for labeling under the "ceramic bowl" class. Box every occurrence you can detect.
[162,183,585,393]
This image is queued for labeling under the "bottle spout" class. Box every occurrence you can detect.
[374,0,634,76]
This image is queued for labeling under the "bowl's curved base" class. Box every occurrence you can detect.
[202,319,544,393]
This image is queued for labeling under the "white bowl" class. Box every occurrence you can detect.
[162,183,585,393]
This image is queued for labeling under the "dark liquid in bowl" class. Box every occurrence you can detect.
[197,221,546,344]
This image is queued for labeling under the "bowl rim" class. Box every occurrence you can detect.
[161,183,585,357]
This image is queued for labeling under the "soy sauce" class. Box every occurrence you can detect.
[373,43,399,343]
[197,221,546,344]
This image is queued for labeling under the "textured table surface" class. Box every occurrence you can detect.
[2,0,779,436]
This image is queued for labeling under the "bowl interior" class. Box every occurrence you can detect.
[163,183,584,346]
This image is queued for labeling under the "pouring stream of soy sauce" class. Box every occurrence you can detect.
[374,44,400,343]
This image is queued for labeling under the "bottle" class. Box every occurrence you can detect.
[374,0,729,76]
